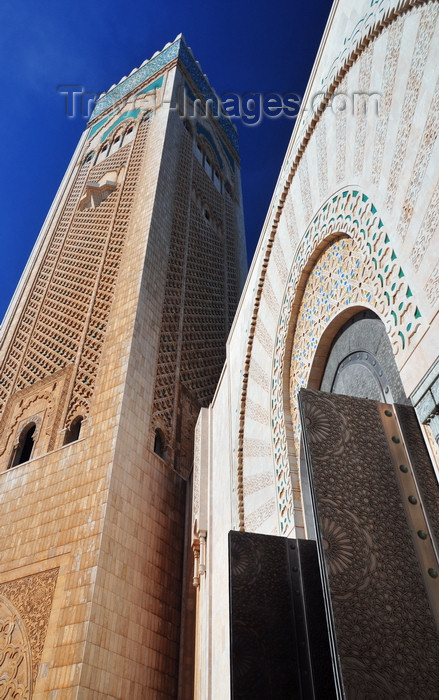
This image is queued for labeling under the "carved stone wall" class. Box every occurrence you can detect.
[269,188,424,534]
[236,2,439,537]
[0,112,151,449]
[0,596,32,699]
[0,569,58,693]
[151,116,241,478]
[0,367,72,470]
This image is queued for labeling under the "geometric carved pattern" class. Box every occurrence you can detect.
[271,187,423,532]
[0,568,58,688]
[0,595,32,699]
[319,0,429,97]
[243,471,273,497]
[65,117,151,426]
[299,390,439,698]
[411,176,439,273]
[0,384,52,461]
[315,117,328,202]
[371,18,404,186]
[229,531,300,700]
[425,259,439,309]
[335,78,347,184]
[238,0,430,534]
[397,69,439,240]
[152,123,239,476]
[0,158,90,411]
[289,237,372,454]
[192,419,201,526]
[244,497,276,533]
[229,532,336,700]
[0,113,151,433]
[386,3,438,214]
[0,364,75,464]
[353,46,373,178]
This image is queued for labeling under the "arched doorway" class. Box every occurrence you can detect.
[299,308,413,540]
[319,309,408,404]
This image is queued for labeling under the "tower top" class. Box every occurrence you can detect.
[90,34,239,152]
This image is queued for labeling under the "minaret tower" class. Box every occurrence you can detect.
[0,36,245,698]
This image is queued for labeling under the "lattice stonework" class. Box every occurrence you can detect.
[152,121,239,477]
[271,188,424,533]
[65,118,150,425]
[0,115,150,435]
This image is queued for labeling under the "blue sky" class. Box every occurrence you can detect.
[0,0,332,320]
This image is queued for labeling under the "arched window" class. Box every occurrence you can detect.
[64,416,83,445]
[97,143,109,163]
[11,423,36,467]
[154,429,166,459]
[109,134,121,155]
[123,124,136,144]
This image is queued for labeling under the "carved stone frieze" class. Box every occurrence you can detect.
[0,367,72,467]
[0,568,59,688]
[371,17,404,185]
[270,188,423,532]
[0,595,33,699]
[385,3,439,212]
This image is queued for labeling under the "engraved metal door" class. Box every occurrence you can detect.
[229,532,336,700]
[299,389,439,699]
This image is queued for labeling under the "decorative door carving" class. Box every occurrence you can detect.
[229,531,336,700]
[299,389,439,699]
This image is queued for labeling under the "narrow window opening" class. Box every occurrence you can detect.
[194,140,203,165]
[11,423,36,467]
[64,416,83,445]
[154,429,166,459]
[123,124,136,144]
[97,144,109,163]
[109,135,121,155]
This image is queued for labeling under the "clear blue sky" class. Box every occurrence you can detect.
[0,0,332,321]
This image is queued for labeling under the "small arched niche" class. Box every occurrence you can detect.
[10,422,37,468]
[153,429,167,460]
[64,416,84,445]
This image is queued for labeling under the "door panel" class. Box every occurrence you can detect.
[299,389,439,699]
[229,531,336,700]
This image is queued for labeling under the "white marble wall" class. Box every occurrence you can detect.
[193,1,439,696]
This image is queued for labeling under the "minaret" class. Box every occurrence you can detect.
[0,36,245,698]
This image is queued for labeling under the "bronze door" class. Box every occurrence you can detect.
[299,389,439,699]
